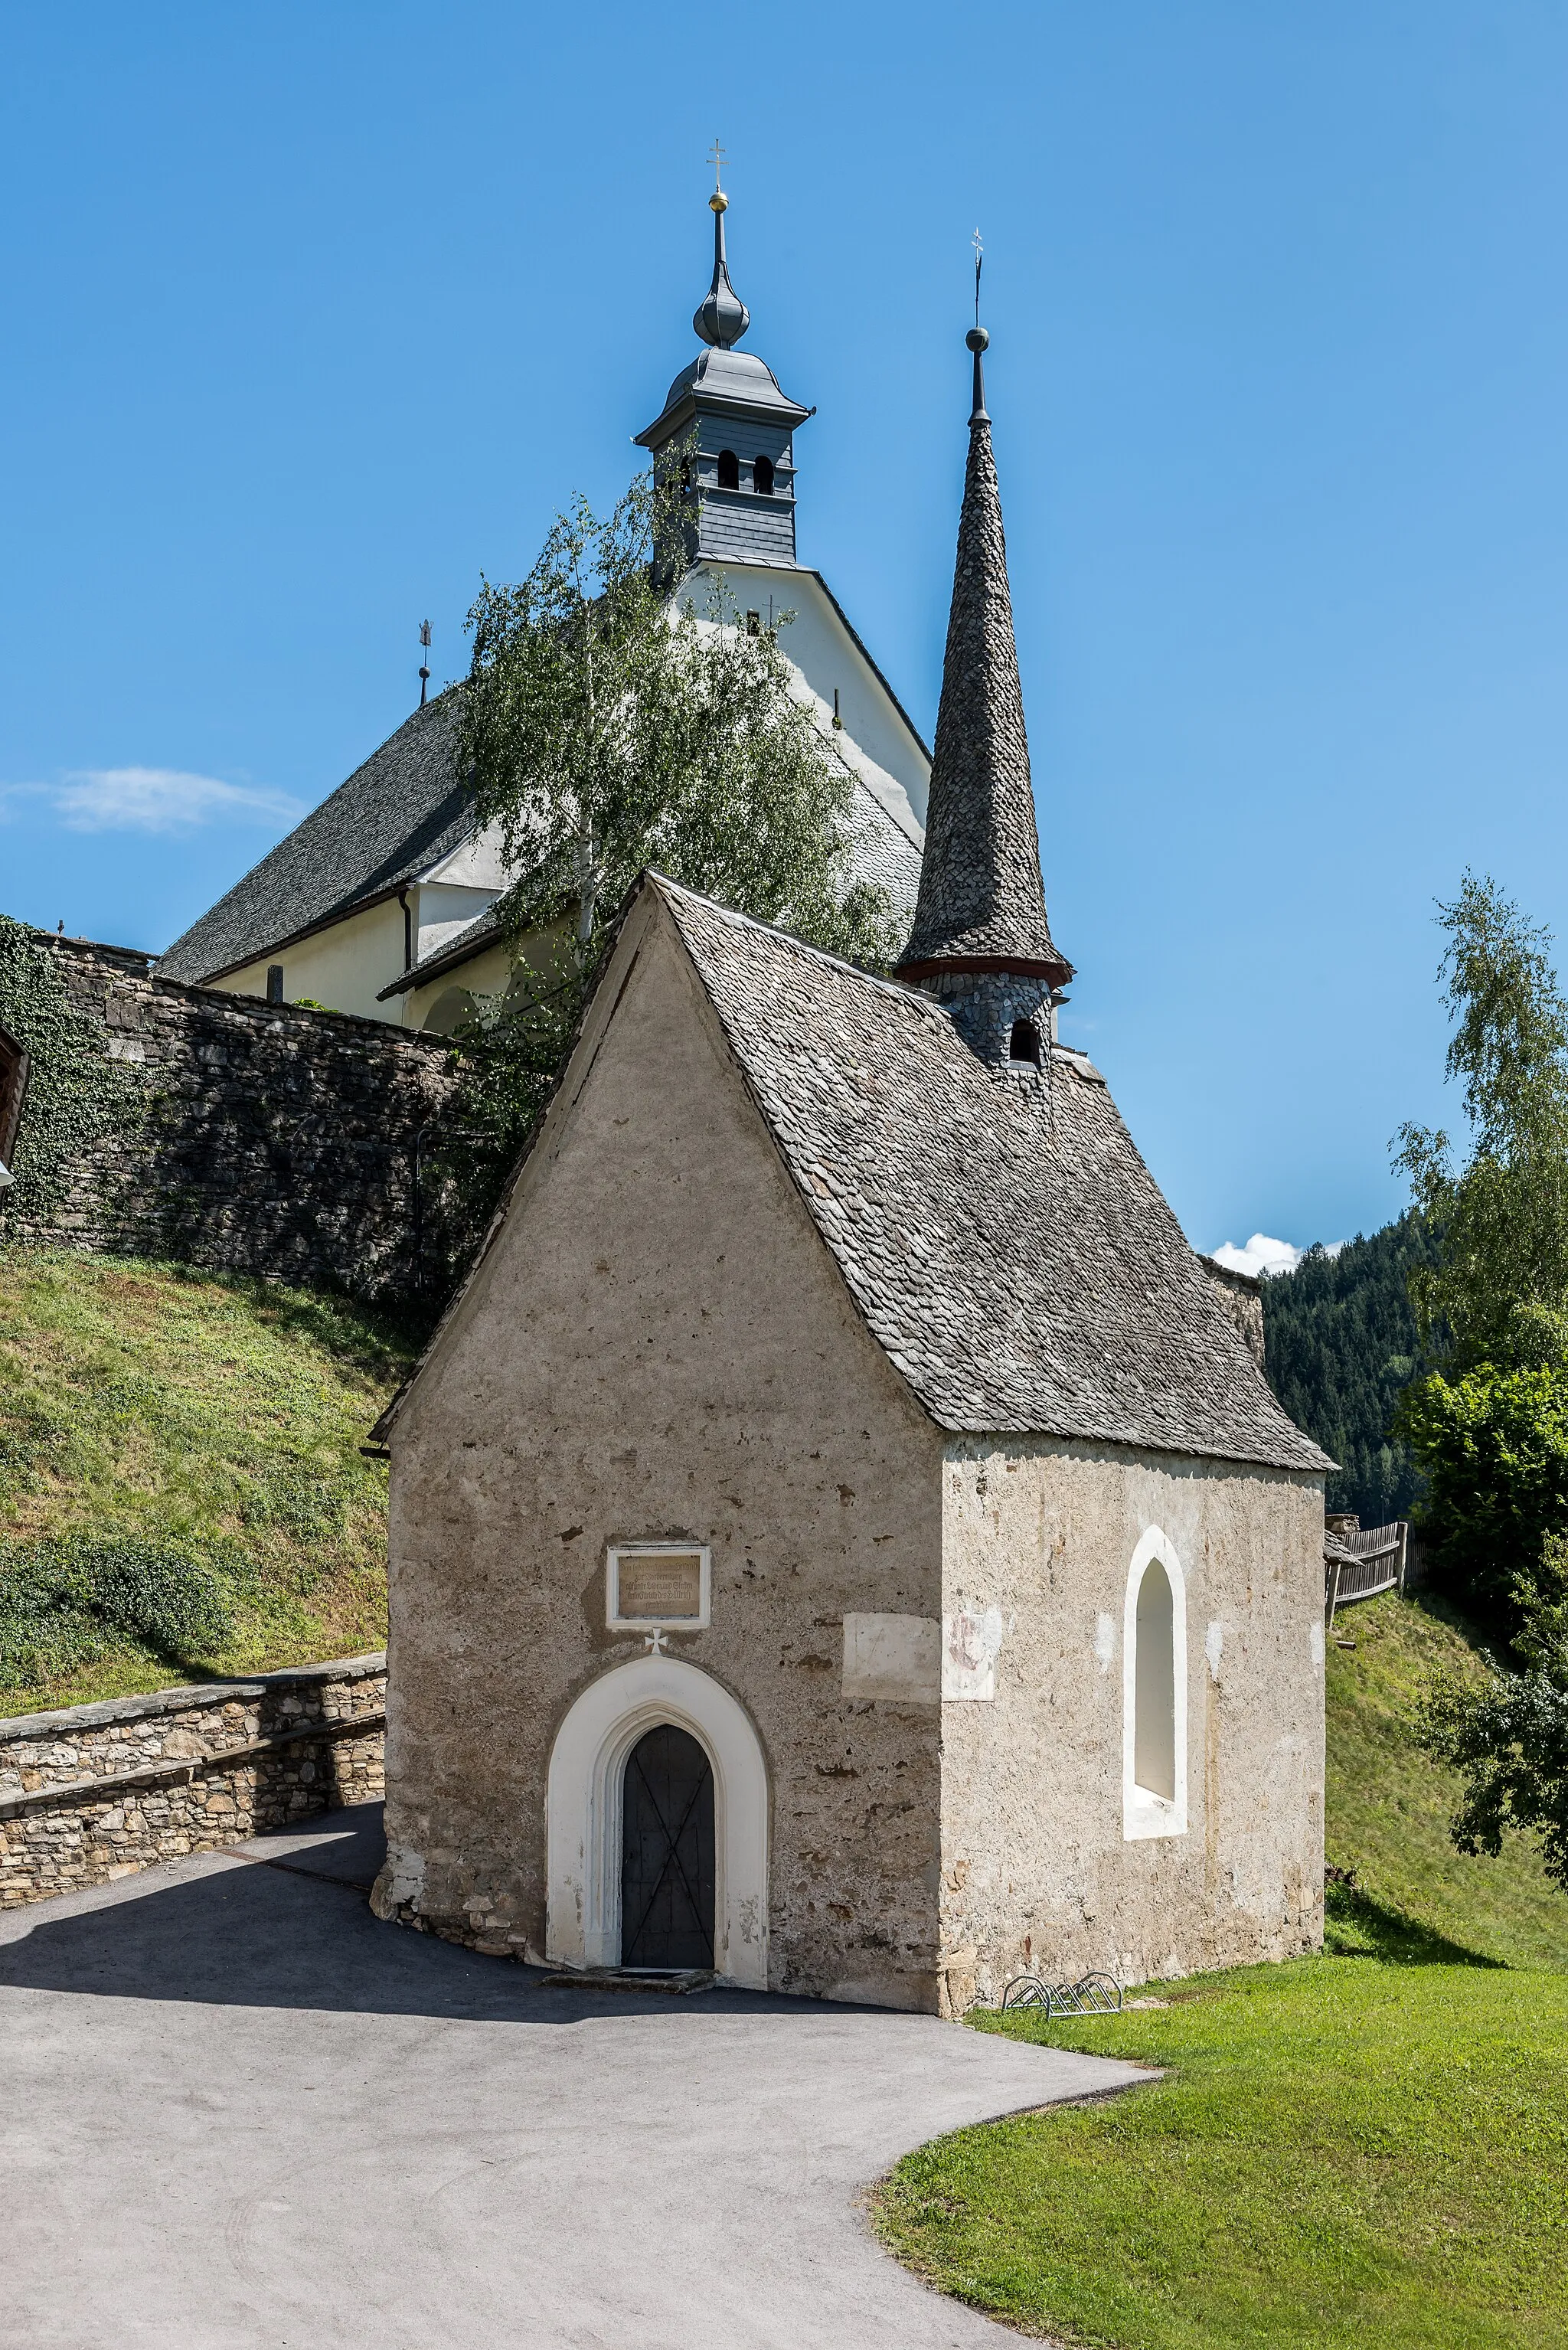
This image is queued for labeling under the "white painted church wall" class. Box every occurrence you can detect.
[214,894,408,1023]
[679,563,930,828]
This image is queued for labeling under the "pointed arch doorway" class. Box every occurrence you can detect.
[546,1653,769,1986]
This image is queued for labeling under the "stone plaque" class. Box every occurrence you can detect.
[612,1549,705,1623]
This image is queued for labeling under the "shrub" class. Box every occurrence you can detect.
[0,1535,234,1691]
[1398,1362,1568,1634]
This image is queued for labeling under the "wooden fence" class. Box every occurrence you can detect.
[1325,1522,1409,1626]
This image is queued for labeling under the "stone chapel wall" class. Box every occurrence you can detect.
[936,1439,1325,1998]
[1197,1254,1266,1371]
[0,928,470,1306]
[381,906,950,2008]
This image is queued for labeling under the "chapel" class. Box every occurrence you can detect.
[367,293,1332,2012]
[155,188,926,1033]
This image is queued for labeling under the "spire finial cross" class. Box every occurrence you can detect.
[972,227,984,324]
[708,137,727,194]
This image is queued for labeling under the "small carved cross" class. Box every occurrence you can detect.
[645,1628,669,1655]
[708,138,727,193]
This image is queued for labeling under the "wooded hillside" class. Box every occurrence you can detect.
[1261,1213,1436,1522]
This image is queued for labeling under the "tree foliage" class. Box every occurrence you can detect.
[1260,1215,1435,1523]
[1396,1362,1568,1636]
[459,466,899,962]
[1419,1531,1568,1894]
[446,466,903,1191]
[1394,871,1568,1371]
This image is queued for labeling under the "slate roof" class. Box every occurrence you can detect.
[369,758,922,1002]
[899,394,1069,985]
[658,878,1328,1472]
[157,695,468,984]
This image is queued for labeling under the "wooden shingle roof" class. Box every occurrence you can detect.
[661,880,1328,1472]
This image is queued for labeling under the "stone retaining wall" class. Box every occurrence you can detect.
[0,1652,385,1909]
[2,927,471,1305]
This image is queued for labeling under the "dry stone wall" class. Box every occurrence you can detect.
[2,929,469,1305]
[0,1652,385,1908]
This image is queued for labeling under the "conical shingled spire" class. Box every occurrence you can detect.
[898,322,1070,996]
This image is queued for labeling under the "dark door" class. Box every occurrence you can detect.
[620,1724,715,1969]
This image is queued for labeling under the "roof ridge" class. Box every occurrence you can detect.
[649,873,946,1020]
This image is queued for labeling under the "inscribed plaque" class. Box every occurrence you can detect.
[613,1550,704,1622]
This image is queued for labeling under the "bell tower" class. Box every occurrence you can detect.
[635,174,812,575]
[896,276,1073,1068]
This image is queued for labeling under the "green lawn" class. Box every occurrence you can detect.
[877,1591,1568,2348]
[0,1247,413,1714]
[879,1958,1568,2350]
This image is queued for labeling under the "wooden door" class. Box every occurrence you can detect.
[620,1724,715,1969]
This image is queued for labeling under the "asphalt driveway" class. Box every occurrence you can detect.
[0,1805,1146,2348]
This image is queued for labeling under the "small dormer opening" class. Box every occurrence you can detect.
[717,449,740,490]
[1008,1018,1040,1067]
[753,453,775,496]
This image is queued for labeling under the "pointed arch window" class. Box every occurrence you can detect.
[753,453,776,496]
[1122,1528,1188,1839]
[717,449,740,490]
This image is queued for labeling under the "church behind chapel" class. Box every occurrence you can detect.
[368,211,1331,2012]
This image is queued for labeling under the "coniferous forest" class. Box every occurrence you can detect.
[1259,1213,1436,1524]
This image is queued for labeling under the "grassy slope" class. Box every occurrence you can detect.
[0,1248,414,1714]
[1326,1589,1568,1967]
[877,1590,1568,2348]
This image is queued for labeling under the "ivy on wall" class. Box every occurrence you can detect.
[0,917,147,1222]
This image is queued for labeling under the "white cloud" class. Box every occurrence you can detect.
[1210,1232,1344,1280]
[51,767,302,833]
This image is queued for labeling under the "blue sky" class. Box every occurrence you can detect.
[4,2,1567,1259]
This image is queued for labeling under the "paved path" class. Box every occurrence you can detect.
[0,1806,1147,2349]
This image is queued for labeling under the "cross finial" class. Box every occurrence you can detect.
[417,618,432,708]
[708,137,727,194]
[972,227,983,325]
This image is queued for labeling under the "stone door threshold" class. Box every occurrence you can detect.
[538,1966,717,1996]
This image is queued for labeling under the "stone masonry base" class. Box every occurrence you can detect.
[0,1653,386,1908]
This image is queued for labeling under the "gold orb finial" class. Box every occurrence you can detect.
[710,188,729,214]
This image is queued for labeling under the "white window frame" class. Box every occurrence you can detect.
[1122,1525,1189,1841]
[606,1543,712,1633]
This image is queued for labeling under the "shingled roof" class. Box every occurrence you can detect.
[157,695,469,985]
[658,878,1328,1472]
[899,341,1069,985]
